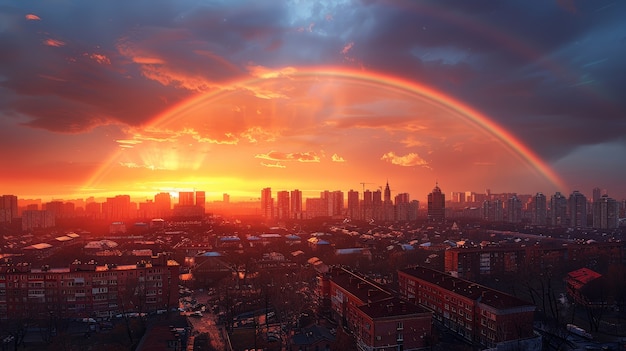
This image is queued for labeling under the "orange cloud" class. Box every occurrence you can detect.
[255,151,321,163]
[381,151,430,168]
[25,14,41,21]
[87,53,111,65]
[260,162,286,168]
[331,153,346,162]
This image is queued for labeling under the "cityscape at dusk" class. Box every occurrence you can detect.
[1,1,625,202]
[1,1,625,351]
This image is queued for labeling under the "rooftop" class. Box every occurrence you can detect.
[400,266,534,310]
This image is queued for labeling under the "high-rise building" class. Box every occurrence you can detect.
[394,193,410,221]
[530,193,547,226]
[0,195,18,223]
[195,191,206,209]
[506,195,522,223]
[568,191,588,228]
[223,193,230,203]
[290,189,302,219]
[154,192,172,218]
[105,195,131,221]
[178,191,195,206]
[362,189,373,221]
[451,192,465,204]
[592,187,602,203]
[427,183,445,221]
[276,191,290,220]
[383,181,394,221]
[482,199,503,222]
[592,194,619,229]
[372,189,383,221]
[347,190,360,220]
[550,192,568,226]
[261,187,273,219]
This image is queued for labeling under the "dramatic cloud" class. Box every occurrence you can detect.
[255,151,321,163]
[381,152,430,168]
[0,0,625,200]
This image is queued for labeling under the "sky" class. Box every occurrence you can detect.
[1,0,625,203]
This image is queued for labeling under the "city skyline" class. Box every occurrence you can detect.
[1,1,625,201]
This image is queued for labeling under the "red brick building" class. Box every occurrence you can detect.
[321,267,432,351]
[0,253,179,320]
[398,266,539,350]
[565,267,603,306]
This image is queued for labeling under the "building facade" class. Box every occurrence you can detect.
[398,266,538,350]
[0,254,179,320]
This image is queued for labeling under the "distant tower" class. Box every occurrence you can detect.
[427,183,445,221]
[178,191,195,206]
[592,187,602,203]
[550,192,568,226]
[223,193,230,203]
[593,194,619,229]
[482,199,503,222]
[276,191,290,220]
[506,195,522,223]
[362,189,373,221]
[0,195,18,223]
[531,193,547,226]
[568,191,588,228]
[384,181,392,203]
[290,189,302,219]
[347,190,360,220]
[261,188,273,219]
[154,192,172,218]
[195,191,206,209]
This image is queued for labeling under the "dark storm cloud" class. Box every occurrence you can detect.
[337,0,626,164]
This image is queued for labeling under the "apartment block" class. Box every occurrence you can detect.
[0,254,179,320]
[398,266,539,350]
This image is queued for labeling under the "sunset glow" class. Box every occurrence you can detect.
[1,1,624,202]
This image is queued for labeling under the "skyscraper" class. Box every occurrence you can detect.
[482,199,503,222]
[195,191,206,209]
[506,195,522,223]
[362,189,373,221]
[568,191,588,228]
[347,190,360,220]
[383,181,394,221]
[550,192,568,226]
[276,191,290,220]
[261,187,273,219]
[427,183,445,221]
[0,195,18,223]
[592,194,619,229]
[179,191,195,206]
[154,192,172,218]
[290,189,302,219]
[530,193,547,226]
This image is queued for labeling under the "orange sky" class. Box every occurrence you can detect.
[4,1,625,203]
[73,67,564,203]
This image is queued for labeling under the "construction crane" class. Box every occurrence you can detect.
[360,182,374,192]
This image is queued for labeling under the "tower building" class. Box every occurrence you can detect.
[427,183,445,221]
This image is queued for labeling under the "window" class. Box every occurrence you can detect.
[397,322,403,330]
[397,333,403,342]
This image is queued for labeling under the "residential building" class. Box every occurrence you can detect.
[290,189,302,219]
[530,193,547,226]
[568,190,588,228]
[398,266,539,350]
[321,267,432,351]
[550,192,568,227]
[427,184,445,221]
[0,254,179,320]
[261,187,273,219]
[276,191,290,220]
[592,194,620,229]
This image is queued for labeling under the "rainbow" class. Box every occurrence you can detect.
[84,66,567,192]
